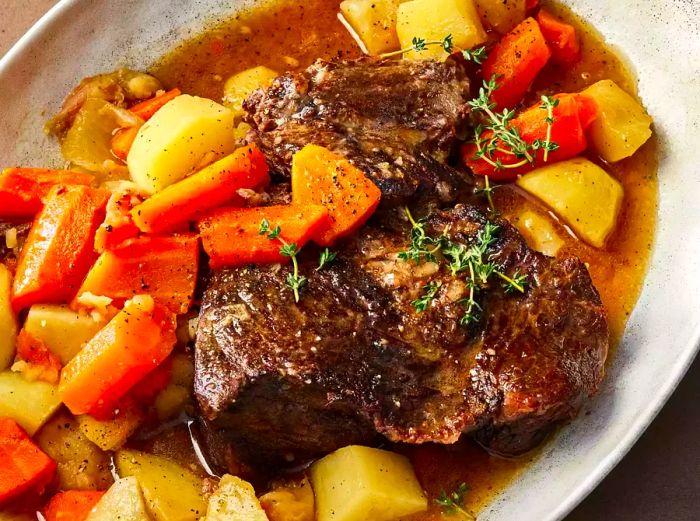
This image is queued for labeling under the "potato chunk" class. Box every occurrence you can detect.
[516,158,624,248]
[474,0,526,34]
[515,210,564,257]
[0,265,17,371]
[310,445,427,521]
[397,0,486,61]
[260,478,315,521]
[340,0,400,56]
[77,404,143,451]
[223,66,279,119]
[86,477,152,521]
[115,449,207,521]
[205,475,267,521]
[127,95,235,193]
[0,371,61,434]
[24,305,106,364]
[582,80,653,162]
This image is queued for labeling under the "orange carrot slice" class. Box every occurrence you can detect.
[43,490,106,521]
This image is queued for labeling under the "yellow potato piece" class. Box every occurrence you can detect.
[24,305,106,364]
[0,265,17,371]
[397,0,486,61]
[515,210,565,257]
[582,79,653,163]
[474,0,526,34]
[128,95,235,193]
[340,0,400,56]
[205,475,267,521]
[115,449,207,521]
[0,371,62,435]
[86,477,152,521]
[77,406,143,451]
[516,158,624,248]
[310,445,427,521]
[259,478,315,521]
[223,66,279,119]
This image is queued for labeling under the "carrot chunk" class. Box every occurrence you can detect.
[482,17,551,109]
[199,205,329,269]
[0,417,56,506]
[111,126,140,162]
[77,235,199,314]
[291,144,381,246]
[59,295,177,415]
[131,144,269,234]
[0,168,94,219]
[536,9,581,65]
[94,184,146,253]
[129,88,182,120]
[43,490,105,521]
[11,185,108,312]
[14,329,62,384]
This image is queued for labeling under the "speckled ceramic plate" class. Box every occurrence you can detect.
[1,1,699,519]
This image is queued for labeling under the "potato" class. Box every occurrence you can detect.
[127,95,235,193]
[35,411,113,490]
[340,0,400,56]
[582,80,653,163]
[259,478,314,521]
[516,158,624,248]
[205,475,267,521]
[474,0,526,34]
[515,210,564,257]
[115,449,207,521]
[397,0,487,61]
[86,477,152,521]
[77,405,143,451]
[0,371,61,434]
[153,384,190,421]
[24,305,106,364]
[223,66,278,119]
[310,445,427,521]
[0,265,17,371]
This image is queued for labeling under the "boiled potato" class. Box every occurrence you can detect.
[515,210,564,257]
[153,384,190,421]
[475,0,526,34]
[77,404,143,451]
[310,445,427,521]
[0,371,61,434]
[205,475,267,521]
[259,478,315,521]
[0,265,17,371]
[86,477,152,521]
[582,80,653,163]
[24,305,106,364]
[127,95,235,193]
[223,66,278,119]
[340,0,400,56]
[115,449,207,521]
[516,158,624,248]
[397,0,487,61]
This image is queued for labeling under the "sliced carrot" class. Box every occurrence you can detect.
[575,93,598,128]
[0,418,56,506]
[199,205,329,269]
[12,185,109,312]
[59,295,177,415]
[111,126,140,162]
[94,184,146,253]
[131,144,269,234]
[129,88,182,120]
[130,358,172,404]
[536,9,581,65]
[14,329,62,384]
[482,17,551,109]
[291,144,381,246]
[76,235,199,314]
[0,168,94,219]
[43,490,105,521]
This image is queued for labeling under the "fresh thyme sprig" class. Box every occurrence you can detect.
[381,34,487,65]
[317,248,337,271]
[412,281,441,312]
[476,175,497,215]
[259,219,307,302]
[398,207,447,264]
[532,95,560,162]
[434,483,476,520]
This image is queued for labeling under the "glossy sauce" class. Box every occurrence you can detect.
[152,0,657,515]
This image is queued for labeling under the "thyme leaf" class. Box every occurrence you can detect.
[434,483,476,520]
[381,34,487,65]
[411,281,441,312]
[317,248,337,271]
[259,220,306,303]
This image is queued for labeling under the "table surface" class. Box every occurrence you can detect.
[3,1,699,519]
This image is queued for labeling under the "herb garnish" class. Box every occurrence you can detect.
[476,175,497,215]
[381,34,487,64]
[316,248,337,271]
[259,219,307,303]
[434,483,476,520]
[412,281,442,312]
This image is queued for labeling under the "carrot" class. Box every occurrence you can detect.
[130,358,172,403]
[0,168,94,219]
[59,295,177,415]
[77,235,199,314]
[463,93,596,180]
[131,145,269,234]
[536,10,581,65]
[11,185,108,312]
[291,144,381,246]
[94,184,146,253]
[0,418,56,505]
[111,126,140,162]
[14,329,62,384]
[482,17,551,109]
[129,88,182,120]
[43,490,105,521]
[199,205,329,269]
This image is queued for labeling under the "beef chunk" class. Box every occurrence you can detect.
[195,205,608,461]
